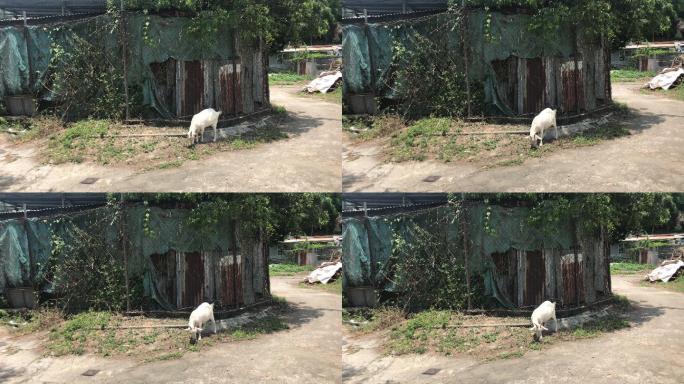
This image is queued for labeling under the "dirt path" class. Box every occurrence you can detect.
[0,86,341,192]
[343,82,684,192]
[0,275,342,384]
[342,274,684,383]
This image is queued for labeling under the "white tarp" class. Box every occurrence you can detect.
[646,68,684,90]
[647,260,684,282]
[305,262,342,284]
[303,71,342,94]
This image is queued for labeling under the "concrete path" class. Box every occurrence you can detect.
[343,82,684,192]
[0,86,341,192]
[342,274,684,383]
[0,275,342,384]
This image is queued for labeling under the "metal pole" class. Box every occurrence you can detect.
[121,0,130,120]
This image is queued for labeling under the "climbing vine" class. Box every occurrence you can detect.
[44,207,144,312]
[388,13,485,119]
[385,203,484,312]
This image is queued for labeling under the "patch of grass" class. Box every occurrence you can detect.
[570,314,630,339]
[157,160,184,169]
[611,69,655,82]
[269,72,313,85]
[272,105,287,115]
[230,315,289,340]
[345,307,406,334]
[610,262,653,275]
[357,304,632,361]
[300,87,342,105]
[47,311,112,356]
[354,111,631,167]
[643,85,684,102]
[641,274,684,293]
[299,278,342,294]
[498,351,524,359]
[148,351,184,362]
[8,115,288,171]
[269,263,316,276]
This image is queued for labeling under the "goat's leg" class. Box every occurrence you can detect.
[213,123,218,142]
[553,314,557,332]
[554,124,559,140]
[212,315,217,334]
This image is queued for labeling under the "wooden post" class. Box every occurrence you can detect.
[462,207,472,310]
[461,3,471,117]
[262,228,270,298]
[573,27,581,115]
[232,31,239,117]
[572,219,580,308]
[231,221,239,308]
[363,217,376,288]
[120,196,130,311]
[120,0,130,120]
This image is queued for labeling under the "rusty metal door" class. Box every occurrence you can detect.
[491,250,517,305]
[561,59,585,113]
[150,250,177,306]
[149,59,177,115]
[562,254,584,305]
[182,61,204,117]
[524,250,545,306]
[491,57,518,113]
[219,60,243,115]
[183,251,205,308]
[219,254,243,307]
[525,58,545,114]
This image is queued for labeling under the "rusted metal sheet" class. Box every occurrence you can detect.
[150,250,177,305]
[218,61,243,115]
[491,57,518,113]
[491,250,517,305]
[150,59,177,113]
[524,58,545,114]
[182,61,204,117]
[561,253,584,305]
[219,254,243,307]
[524,250,545,306]
[183,251,205,308]
[561,59,585,113]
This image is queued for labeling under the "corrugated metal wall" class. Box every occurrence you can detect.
[490,239,610,308]
[148,42,269,119]
[148,239,268,310]
[491,47,609,116]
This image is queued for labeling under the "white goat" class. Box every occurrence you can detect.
[187,302,217,342]
[530,108,558,148]
[188,108,222,144]
[530,301,557,341]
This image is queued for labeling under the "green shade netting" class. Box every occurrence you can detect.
[0,14,236,118]
[0,205,235,310]
[343,204,576,307]
[342,9,577,115]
